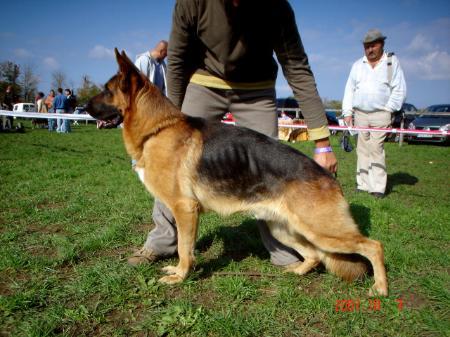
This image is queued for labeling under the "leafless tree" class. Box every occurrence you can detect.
[20,64,39,102]
[51,70,67,89]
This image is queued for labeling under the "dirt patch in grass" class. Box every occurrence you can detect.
[0,279,13,296]
[25,244,56,258]
[91,246,130,260]
[404,292,431,310]
[0,268,32,296]
[36,201,65,210]
[24,222,65,235]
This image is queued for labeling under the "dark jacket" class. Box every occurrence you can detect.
[3,91,14,110]
[168,0,327,130]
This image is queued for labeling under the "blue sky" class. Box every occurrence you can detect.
[1,0,449,108]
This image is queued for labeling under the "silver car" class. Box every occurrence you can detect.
[407,104,450,144]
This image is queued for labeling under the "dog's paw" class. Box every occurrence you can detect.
[162,265,179,275]
[158,274,184,284]
[283,259,319,276]
[368,284,388,297]
[283,261,303,274]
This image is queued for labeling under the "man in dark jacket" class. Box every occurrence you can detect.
[129,0,338,268]
[2,85,15,129]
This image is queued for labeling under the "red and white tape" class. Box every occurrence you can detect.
[277,122,448,136]
[224,120,448,136]
[1,110,447,136]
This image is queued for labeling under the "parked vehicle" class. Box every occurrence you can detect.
[407,104,450,144]
[73,106,86,115]
[276,97,339,125]
[13,103,36,112]
[276,97,300,119]
[392,102,418,129]
[388,102,418,142]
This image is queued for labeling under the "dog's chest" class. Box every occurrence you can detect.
[135,167,145,184]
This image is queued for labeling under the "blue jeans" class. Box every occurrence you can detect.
[48,108,56,131]
[56,109,71,133]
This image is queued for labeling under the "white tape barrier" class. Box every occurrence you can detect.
[1,110,447,136]
[0,110,96,121]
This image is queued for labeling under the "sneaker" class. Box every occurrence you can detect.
[127,247,160,266]
[371,192,385,199]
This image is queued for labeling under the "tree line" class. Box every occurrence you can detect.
[0,60,102,108]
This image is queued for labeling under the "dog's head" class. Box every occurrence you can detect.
[86,48,145,122]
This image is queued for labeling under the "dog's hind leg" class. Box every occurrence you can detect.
[286,197,388,296]
[266,221,320,276]
[283,178,388,296]
[284,256,320,275]
[159,198,199,284]
[311,234,387,297]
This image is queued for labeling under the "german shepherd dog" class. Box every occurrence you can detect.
[86,49,388,296]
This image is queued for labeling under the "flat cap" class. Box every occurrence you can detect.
[363,29,387,44]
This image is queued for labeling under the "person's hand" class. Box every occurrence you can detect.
[343,116,353,127]
[314,151,337,174]
[314,137,338,174]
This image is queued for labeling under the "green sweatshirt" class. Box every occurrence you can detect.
[168,0,329,137]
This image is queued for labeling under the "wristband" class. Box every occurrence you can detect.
[314,146,333,154]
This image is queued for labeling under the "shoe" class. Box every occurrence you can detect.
[355,188,366,193]
[371,192,385,199]
[127,247,160,266]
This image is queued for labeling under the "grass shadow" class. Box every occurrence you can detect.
[196,218,269,277]
[386,171,419,195]
[349,204,371,236]
[196,205,373,277]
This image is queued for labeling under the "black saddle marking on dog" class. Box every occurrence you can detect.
[186,116,332,200]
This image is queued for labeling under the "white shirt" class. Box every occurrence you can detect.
[342,52,407,116]
[134,52,167,96]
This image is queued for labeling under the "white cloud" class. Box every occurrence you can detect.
[402,51,450,80]
[43,57,59,70]
[400,19,450,80]
[88,45,114,59]
[13,48,32,58]
[407,33,434,53]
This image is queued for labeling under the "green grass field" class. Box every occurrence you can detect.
[0,122,449,336]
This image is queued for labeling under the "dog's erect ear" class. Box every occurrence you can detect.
[114,48,143,92]
[115,48,136,76]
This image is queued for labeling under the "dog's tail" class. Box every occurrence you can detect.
[321,252,369,281]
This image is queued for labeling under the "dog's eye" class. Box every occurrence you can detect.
[104,88,113,98]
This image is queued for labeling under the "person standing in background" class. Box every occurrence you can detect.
[63,89,75,133]
[134,40,168,96]
[53,88,68,133]
[32,92,48,128]
[45,89,56,131]
[2,85,15,129]
[342,29,406,198]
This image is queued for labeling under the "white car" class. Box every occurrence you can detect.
[13,103,36,112]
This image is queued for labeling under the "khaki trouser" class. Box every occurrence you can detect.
[354,109,391,194]
[144,83,299,266]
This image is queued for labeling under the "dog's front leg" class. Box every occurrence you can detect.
[159,198,199,284]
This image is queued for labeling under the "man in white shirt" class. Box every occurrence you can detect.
[342,29,406,198]
[134,40,168,95]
